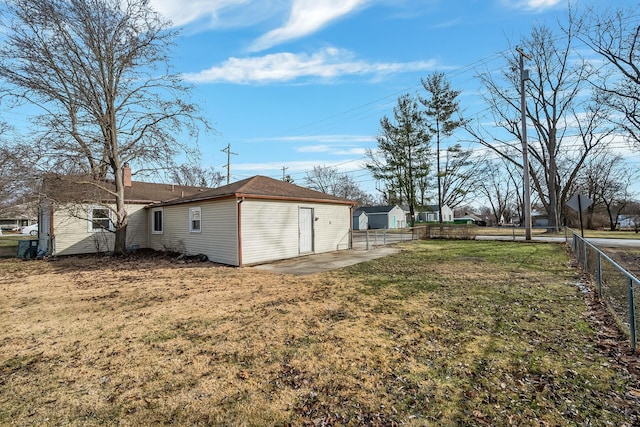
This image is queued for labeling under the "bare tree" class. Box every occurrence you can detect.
[468,21,609,231]
[438,144,482,209]
[476,156,519,225]
[577,150,637,230]
[304,165,343,195]
[577,4,640,148]
[304,165,374,206]
[169,164,224,188]
[0,0,207,255]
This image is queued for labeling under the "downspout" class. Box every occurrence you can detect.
[49,201,55,256]
[237,197,244,267]
[350,204,355,250]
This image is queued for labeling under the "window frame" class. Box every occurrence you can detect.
[88,205,114,232]
[189,207,202,233]
[151,207,163,235]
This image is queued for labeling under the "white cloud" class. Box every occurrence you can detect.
[233,159,364,172]
[149,0,279,29]
[249,0,371,52]
[500,0,563,12]
[149,0,232,27]
[254,134,375,143]
[296,145,368,155]
[183,47,437,84]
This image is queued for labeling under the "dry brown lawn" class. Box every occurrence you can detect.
[0,241,638,426]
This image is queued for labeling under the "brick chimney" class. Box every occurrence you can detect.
[123,163,132,187]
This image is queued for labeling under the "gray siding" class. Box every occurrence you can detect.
[148,198,238,265]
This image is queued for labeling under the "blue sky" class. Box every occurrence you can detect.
[148,0,635,196]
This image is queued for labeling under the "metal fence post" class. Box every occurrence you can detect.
[629,278,637,353]
[383,229,387,245]
[366,230,369,250]
[597,253,602,296]
[583,240,588,269]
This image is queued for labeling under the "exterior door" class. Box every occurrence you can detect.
[299,207,313,254]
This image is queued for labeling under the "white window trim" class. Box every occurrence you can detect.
[151,207,164,235]
[88,205,114,232]
[189,207,202,233]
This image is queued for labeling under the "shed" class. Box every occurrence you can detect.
[352,210,368,230]
[148,176,355,266]
[353,205,405,229]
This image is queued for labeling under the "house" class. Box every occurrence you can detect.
[39,166,210,256]
[0,215,36,231]
[0,203,37,231]
[531,210,549,228]
[352,210,368,230]
[416,204,454,223]
[618,215,638,230]
[454,212,487,226]
[353,205,406,229]
[40,168,355,266]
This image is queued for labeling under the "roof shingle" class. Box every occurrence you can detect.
[155,175,354,207]
[42,174,209,204]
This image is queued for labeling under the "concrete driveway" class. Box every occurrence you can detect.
[252,246,400,275]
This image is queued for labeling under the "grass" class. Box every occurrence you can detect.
[476,226,640,239]
[0,234,32,247]
[0,241,638,426]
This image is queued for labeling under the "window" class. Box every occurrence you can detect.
[189,207,201,233]
[88,206,113,232]
[152,208,163,234]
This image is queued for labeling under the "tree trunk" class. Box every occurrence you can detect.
[436,123,443,224]
[114,223,127,256]
[546,129,559,231]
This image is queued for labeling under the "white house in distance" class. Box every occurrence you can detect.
[416,204,454,223]
[353,205,406,229]
[39,169,355,266]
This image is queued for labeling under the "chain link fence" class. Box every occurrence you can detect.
[571,233,639,352]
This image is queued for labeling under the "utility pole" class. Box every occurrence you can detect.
[517,46,532,241]
[281,166,288,181]
[221,143,237,185]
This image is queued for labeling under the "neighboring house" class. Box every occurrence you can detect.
[454,212,487,226]
[39,165,209,257]
[40,169,355,266]
[531,210,549,228]
[353,205,406,229]
[0,216,35,231]
[352,210,368,230]
[0,203,38,231]
[147,176,354,266]
[416,204,454,223]
[618,215,638,230]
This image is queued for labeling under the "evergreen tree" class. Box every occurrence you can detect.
[419,72,467,223]
[366,94,431,225]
